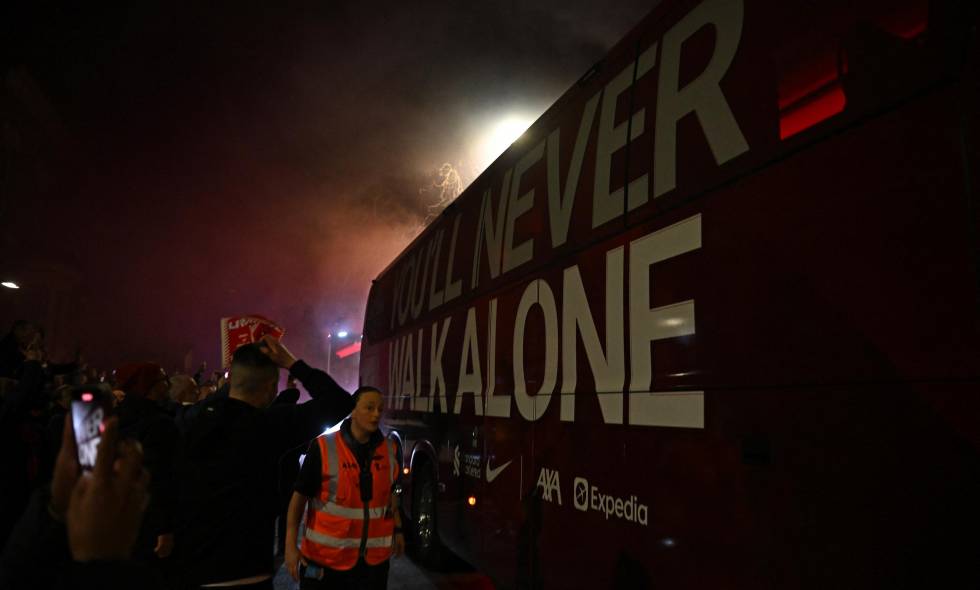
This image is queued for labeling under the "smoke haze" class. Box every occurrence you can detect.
[0,0,655,373]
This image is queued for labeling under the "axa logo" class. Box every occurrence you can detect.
[536,468,562,505]
[572,477,648,526]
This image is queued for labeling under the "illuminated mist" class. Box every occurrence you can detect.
[0,0,654,375]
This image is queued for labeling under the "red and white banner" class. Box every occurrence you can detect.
[220,315,285,368]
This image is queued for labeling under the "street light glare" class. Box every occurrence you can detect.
[475,115,535,173]
[337,331,349,338]
[1,282,19,289]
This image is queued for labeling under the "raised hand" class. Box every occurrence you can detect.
[257,334,297,369]
[66,418,150,562]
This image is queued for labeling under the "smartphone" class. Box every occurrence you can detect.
[302,563,324,580]
[71,386,110,470]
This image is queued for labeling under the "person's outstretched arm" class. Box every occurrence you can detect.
[259,335,350,402]
[259,336,354,450]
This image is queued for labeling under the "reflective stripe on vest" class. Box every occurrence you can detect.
[301,432,396,570]
[304,527,394,549]
[387,438,397,486]
[310,498,387,519]
[323,434,339,502]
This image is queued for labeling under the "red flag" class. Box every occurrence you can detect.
[220,315,286,368]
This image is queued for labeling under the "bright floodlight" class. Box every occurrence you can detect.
[476,115,535,172]
[337,330,349,338]
[1,282,19,289]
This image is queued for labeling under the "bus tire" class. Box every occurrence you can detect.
[410,463,443,568]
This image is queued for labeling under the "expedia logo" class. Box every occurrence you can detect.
[572,477,648,526]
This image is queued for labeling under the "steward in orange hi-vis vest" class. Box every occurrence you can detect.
[300,427,399,570]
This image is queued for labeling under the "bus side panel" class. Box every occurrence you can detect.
[368,1,980,587]
[528,53,980,590]
[693,87,980,389]
[471,14,649,586]
[526,381,980,589]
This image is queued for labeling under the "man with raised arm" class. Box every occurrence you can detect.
[173,336,354,590]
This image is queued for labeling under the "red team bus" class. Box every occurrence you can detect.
[359,0,979,587]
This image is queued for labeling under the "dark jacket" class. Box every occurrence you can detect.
[273,387,300,406]
[0,361,46,548]
[171,382,230,433]
[0,486,68,589]
[173,360,354,585]
[0,486,167,590]
[0,332,25,380]
[116,394,179,560]
[273,386,302,557]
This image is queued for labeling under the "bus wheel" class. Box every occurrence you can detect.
[411,466,443,568]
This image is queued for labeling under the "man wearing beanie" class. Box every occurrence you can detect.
[114,362,179,567]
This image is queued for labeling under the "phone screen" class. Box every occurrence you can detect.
[71,389,108,470]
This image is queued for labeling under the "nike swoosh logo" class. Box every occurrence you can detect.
[485,459,513,483]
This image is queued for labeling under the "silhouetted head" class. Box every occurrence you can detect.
[115,362,170,402]
[229,343,279,407]
[10,320,37,347]
[168,374,198,404]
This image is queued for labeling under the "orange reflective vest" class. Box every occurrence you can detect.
[301,431,398,570]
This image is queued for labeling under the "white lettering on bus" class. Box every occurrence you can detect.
[513,279,559,422]
[388,214,703,429]
[560,246,625,424]
[472,172,511,289]
[443,215,464,305]
[392,214,464,329]
[428,317,451,413]
[387,336,400,408]
[593,62,647,229]
[387,1,746,336]
[399,331,415,410]
[398,254,416,327]
[411,328,426,412]
[502,139,545,274]
[411,242,434,320]
[485,299,509,417]
[454,307,484,416]
[427,228,446,311]
[628,215,700,393]
[547,92,599,248]
[654,0,748,198]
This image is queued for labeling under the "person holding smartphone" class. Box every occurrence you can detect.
[0,405,165,590]
[284,386,404,590]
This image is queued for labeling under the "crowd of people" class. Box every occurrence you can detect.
[0,319,404,590]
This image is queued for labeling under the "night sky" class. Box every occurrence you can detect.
[1,1,655,374]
